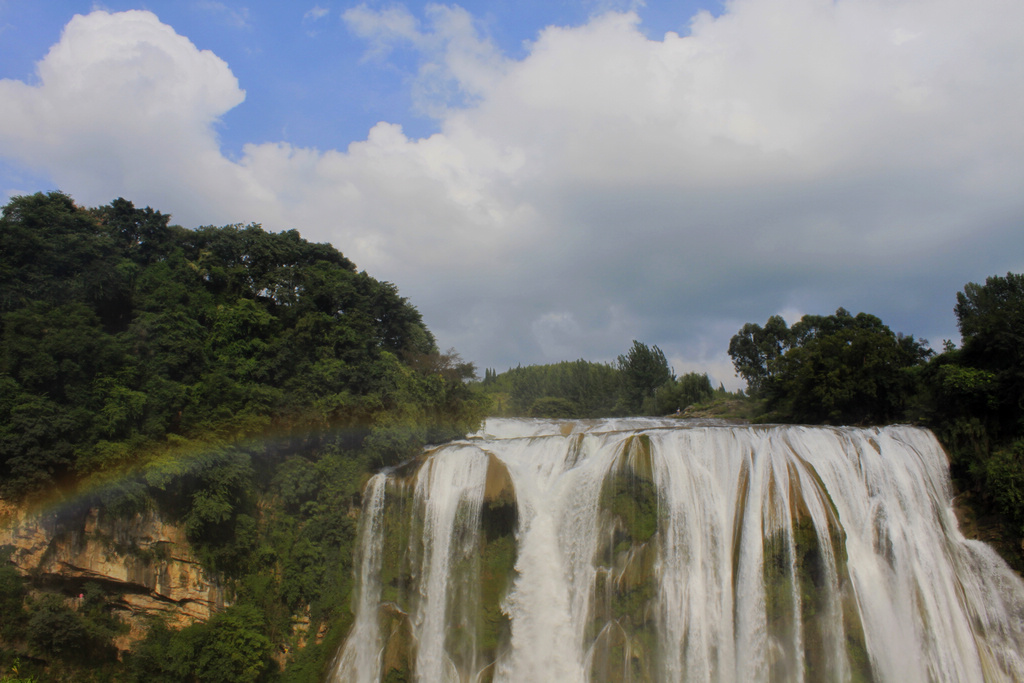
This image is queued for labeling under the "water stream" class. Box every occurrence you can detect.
[331,418,1024,682]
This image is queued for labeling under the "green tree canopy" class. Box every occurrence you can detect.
[616,341,673,414]
[730,308,931,424]
[727,314,791,395]
[0,190,482,682]
[648,372,715,415]
[954,273,1024,435]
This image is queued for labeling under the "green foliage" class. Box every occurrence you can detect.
[984,441,1024,536]
[128,605,272,683]
[26,593,120,664]
[914,274,1024,567]
[124,618,176,681]
[730,308,931,424]
[646,372,714,415]
[616,340,673,414]
[0,658,38,683]
[481,344,682,418]
[728,314,791,395]
[528,396,578,418]
[0,548,27,641]
[26,596,90,659]
[483,359,621,417]
[193,606,273,683]
[917,349,998,462]
[954,272,1024,437]
[0,192,484,501]
[0,191,487,679]
[0,191,125,316]
[955,273,1024,357]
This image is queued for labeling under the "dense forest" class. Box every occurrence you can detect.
[477,341,723,418]
[2,190,1024,681]
[0,191,486,682]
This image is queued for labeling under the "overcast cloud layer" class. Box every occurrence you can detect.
[2,0,1024,387]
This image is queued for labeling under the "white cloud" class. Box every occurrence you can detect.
[2,2,1024,383]
[304,5,330,22]
[0,10,255,222]
[343,3,508,115]
[196,1,252,30]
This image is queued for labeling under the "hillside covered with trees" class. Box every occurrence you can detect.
[0,191,487,681]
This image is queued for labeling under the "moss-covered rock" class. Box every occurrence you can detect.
[761,475,875,683]
[359,453,519,681]
[379,603,414,683]
[377,480,418,612]
[588,436,662,679]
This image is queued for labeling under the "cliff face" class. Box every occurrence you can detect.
[0,504,225,651]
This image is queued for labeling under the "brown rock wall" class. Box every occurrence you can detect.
[1,505,225,649]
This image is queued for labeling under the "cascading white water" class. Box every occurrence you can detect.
[331,418,1024,683]
[410,444,491,681]
[332,473,388,682]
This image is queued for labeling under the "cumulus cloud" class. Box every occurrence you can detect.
[0,10,255,223]
[2,1,1024,387]
[343,3,508,115]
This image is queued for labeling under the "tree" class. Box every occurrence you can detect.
[731,309,930,424]
[131,606,272,683]
[26,593,119,663]
[528,396,578,418]
[954,272,1024,436]
[488,360,621,417]
[955,273,1024,357]
[649,372,714,414]
[727,315,791,395]
[193,606,273,683]
[0,191,124,315]
[617,341,673,414]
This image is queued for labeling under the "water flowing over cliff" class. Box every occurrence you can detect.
[331,418,1024,683]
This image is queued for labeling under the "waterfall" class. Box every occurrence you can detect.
[330,418,1024,683]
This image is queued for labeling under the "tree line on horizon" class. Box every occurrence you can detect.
[477,341,724,419]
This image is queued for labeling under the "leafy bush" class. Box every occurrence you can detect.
[129,606,272,683]
[985,441,1024,535]
[26,594,118,664]
[0,548,27,640]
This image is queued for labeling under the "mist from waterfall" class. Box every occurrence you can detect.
[331,418,1024,682]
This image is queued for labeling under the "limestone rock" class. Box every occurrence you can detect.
[0,505,225,650]
[483,454,515,505]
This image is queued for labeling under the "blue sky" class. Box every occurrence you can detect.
[0,1,719,153]
[1,0,1023,387]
